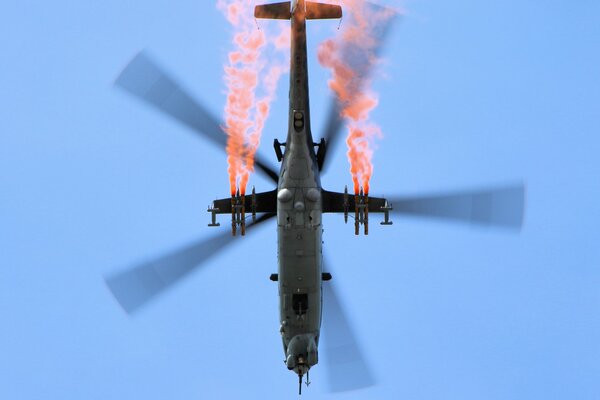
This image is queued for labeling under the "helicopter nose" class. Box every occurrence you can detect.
[285,333,319,374]
[286,354,307,370]
[286,354,295,369]
[287,354,309,378]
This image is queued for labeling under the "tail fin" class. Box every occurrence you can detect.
[306,1,342,20]
[254,1,291,20]
[254,1,342,20]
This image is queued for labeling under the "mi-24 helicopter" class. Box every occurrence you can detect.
[106,0,525,394]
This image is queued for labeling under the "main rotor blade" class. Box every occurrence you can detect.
[319,3,399,173]
[105,213,275,314]
[114,51,279,183]
[322,262,375,392]
[389,183,526,230]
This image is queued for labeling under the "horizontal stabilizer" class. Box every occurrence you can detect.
[306,1,342,20]
[255,1,291,20]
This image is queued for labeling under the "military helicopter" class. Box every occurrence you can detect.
[106,0,525,394]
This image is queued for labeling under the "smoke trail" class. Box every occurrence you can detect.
[219,1,289,195]
[317,1,395,194]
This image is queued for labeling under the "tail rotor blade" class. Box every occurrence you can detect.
[322,260,375,392]
[389,183,526,230]
[114,51,279,183]
[105,213,275,314]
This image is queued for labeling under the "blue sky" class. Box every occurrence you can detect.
[1,1,599,399]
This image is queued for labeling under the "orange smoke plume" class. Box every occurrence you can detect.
[317,1,395,195]
[219,1,289,195]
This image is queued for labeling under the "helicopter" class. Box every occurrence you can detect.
[105,0,525,394]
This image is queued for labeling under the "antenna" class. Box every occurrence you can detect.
[298,373,303,395]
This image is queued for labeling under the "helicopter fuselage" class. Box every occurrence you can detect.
[276,0,323,379]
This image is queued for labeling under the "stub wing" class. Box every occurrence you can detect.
[211,189,278,214]
[209,189,278,236]
[322,189,392,235]
[211,189,389,214]
[321,190,388,214]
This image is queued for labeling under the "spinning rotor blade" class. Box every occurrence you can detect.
[319,3,398,173]
[322,262,375,392]
[115,51,279,183]
[389,183,526,230]
[105,213,275,314]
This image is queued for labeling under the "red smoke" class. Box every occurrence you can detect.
[219,1,289,195]
[318,0,394,195]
